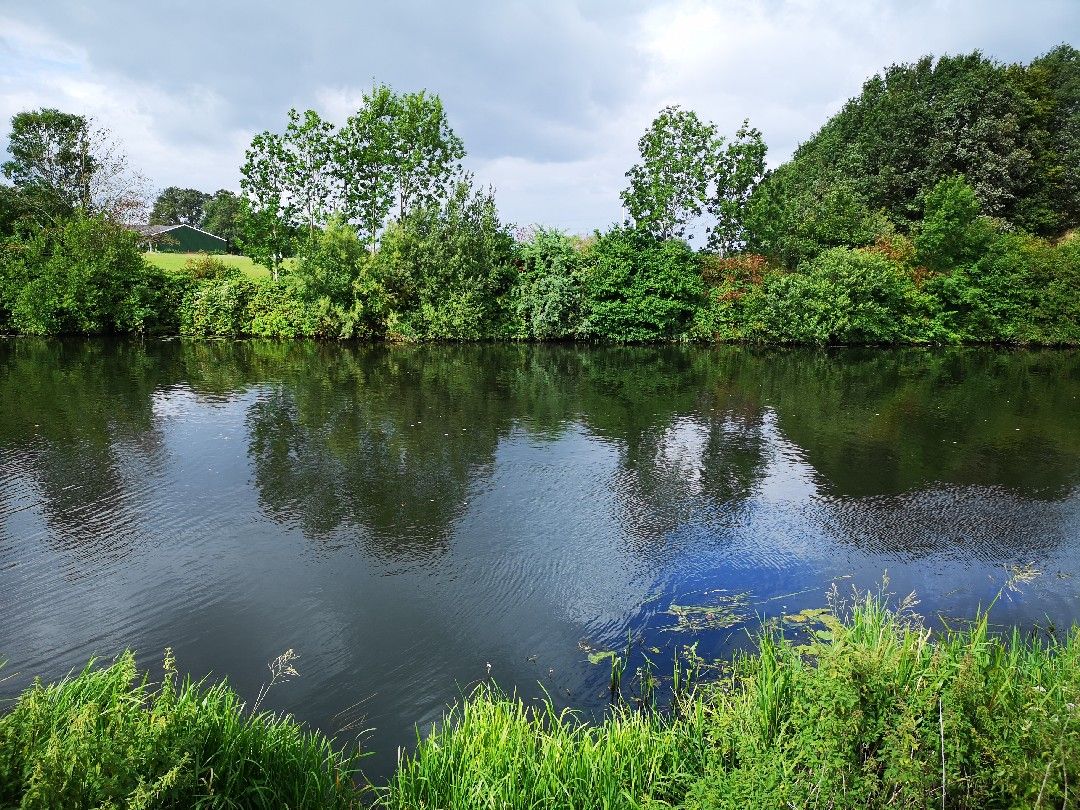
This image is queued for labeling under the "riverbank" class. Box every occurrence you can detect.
[2,210,1079,346]
[2,597,1077,808]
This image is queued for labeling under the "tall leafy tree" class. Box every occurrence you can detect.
[708,120,767,255]
[2,108,146,224]
[333,85,400,252]
[391,91,465,220]
[282,109,336,237]
[149,186,210,226]
[621,105,721,241]
[332,87,464,251]
[240,131,294,279]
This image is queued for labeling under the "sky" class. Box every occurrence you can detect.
[0,0,1076,233]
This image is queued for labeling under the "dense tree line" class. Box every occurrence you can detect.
[0,46,1077,344]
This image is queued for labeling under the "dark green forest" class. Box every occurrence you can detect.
[1,46,1077,344]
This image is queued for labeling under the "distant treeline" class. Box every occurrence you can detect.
[0,46,1077,344]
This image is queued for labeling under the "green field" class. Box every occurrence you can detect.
[143,252,271,278]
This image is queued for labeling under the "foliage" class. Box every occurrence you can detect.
[283,108,336,236]
[579,226,703,342]
[239,133,295,279]
[200,189,243,250]
[752,248,926,345]
[149,186,210,227]
[622,105,720,241]
[390,89,466,221]
[0,651,361,809]
[293,216,368,308]
[2,108,94,223]
[744,172,892,269]
[511,227,584,339]
[2,108,146,225]
[914,175,993,273]
[622,107,766,249]
[690,253,770,341]
[708,120,767,255]
[0,214,166,335]
[370,179,515,340]
[746,45,1080,264]
[178,272,257,337]
[0,183,31,240]
[333,84,400,252]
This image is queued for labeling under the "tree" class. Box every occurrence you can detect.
[0,184,30,238]
[743,47,1079,247]
[708,120,767,255]
[391,90,465,220]
[914,175,991,272]
[240,131,294,279]
[149,186,210,226]
[333,84,400,252]
[332,86,464,252]
[579,226,703,341]
[621,105,721,241]
[2,108,146,224]
[283,109,335,237]
[292,215,366,307]
[200,189,243,250]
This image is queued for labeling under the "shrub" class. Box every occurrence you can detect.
[181,254,236,280]
[579,227,703,342]
[292,217,368,309]
[369,180,516,340]
[247,278,357,339]
[690,253,770,341]
[1027,236,1080,344]
[914,176,994,273]
[0,215,166,335]
[510,228,583,340]
[745,248,925,345]
[179,274,259,337]
[744,173,892,269]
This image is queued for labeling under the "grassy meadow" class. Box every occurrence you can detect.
[143,252,272,279]
[1,594,1077,808]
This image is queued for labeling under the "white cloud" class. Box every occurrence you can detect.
[0,16,248,196]
[1,1,1075,231]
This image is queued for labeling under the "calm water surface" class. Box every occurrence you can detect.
[1,340,1079,779]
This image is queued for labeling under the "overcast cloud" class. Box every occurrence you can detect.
[1,1,1076,232]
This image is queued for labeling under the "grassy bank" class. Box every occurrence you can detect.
[2,597,1078,808]
[0,651,361,809]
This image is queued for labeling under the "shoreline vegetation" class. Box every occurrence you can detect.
[1,595,1078,808]
[1,46,1078,345]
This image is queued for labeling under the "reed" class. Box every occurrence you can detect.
[381,595,1080,809]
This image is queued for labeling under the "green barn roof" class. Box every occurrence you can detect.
[136,223,228,253]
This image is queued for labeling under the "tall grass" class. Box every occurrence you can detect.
[0,650,362,809]
[379,688,711,809]
[2,597,1078,808]
[381,595,1080,809]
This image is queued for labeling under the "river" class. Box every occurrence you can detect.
[1,339,1078,780]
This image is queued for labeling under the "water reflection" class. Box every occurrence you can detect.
[1,338,1078,780]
